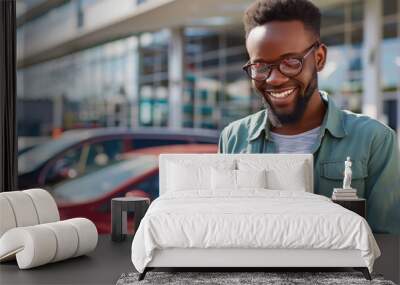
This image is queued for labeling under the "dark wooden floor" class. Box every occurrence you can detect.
[0,234,398,284]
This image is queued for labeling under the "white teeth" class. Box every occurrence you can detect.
[269,89,295,98]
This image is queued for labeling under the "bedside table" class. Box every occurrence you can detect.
[111,197,150,242]
[332,198,366,218]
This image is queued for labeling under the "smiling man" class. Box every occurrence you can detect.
[218,0,400,234]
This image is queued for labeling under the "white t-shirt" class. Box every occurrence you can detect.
[270,126,321,154]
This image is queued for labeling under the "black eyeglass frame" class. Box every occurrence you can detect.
[242,41,321,82]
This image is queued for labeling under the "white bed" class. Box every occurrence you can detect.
[131,154,380,280]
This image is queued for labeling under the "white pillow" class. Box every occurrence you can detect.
[237,159,308,191]
[211,168,267,190]
[167,160,235,191]
[237,169,267,189]
[167,162,209,191]
[211,168,236,190]
[267,166,307,191]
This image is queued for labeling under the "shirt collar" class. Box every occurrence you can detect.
[320,90,347,138]
[248,109,268,142]
[248,90,346,142]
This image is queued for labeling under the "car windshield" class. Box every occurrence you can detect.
[51,154,158,203]
[18,132,92,174]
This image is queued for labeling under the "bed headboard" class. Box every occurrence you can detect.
[159,154,314,195]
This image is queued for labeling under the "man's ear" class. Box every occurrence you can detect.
[316,43,327,72]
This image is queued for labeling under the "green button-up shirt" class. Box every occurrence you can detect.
[218,91,400,234]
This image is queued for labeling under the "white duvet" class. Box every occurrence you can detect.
[131,190,380,273]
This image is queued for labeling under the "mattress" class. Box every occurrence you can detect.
[131,190,380,273]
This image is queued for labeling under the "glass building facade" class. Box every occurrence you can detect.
[183,27,255,129]
[17,0,400,138]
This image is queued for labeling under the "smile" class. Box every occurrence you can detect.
[268,88,296,99]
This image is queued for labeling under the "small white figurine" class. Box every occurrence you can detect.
[343,156,352,189]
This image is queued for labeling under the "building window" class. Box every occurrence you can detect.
[183,27,255,130]
[138,30,169,127]
[319,1,364,112]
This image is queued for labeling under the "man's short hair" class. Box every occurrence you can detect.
[243,0,321,38]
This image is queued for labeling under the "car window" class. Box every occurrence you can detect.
[43,146,83,185]
[52,155,158,203]
[132,139,188,149]
[18,134,85,174]
[85,140,123,171]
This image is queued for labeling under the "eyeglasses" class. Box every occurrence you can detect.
[242,42,320,82]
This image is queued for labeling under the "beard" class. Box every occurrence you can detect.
[259,69,318,128]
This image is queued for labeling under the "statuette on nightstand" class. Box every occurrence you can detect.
[332,156,358,200]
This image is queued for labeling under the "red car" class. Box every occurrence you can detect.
[52,144,217,233]
[18,127,219,189]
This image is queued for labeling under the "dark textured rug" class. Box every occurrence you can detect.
[116,271,396,285]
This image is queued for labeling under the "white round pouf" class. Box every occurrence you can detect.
[24,189,60,223]
[0,195,17,237]
[1,191,39,227]
[42,221,79,262]
[0,189,98,269]
[0,226,57,269]
[66,218,98,257]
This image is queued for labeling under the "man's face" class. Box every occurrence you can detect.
[246,21,325,126]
